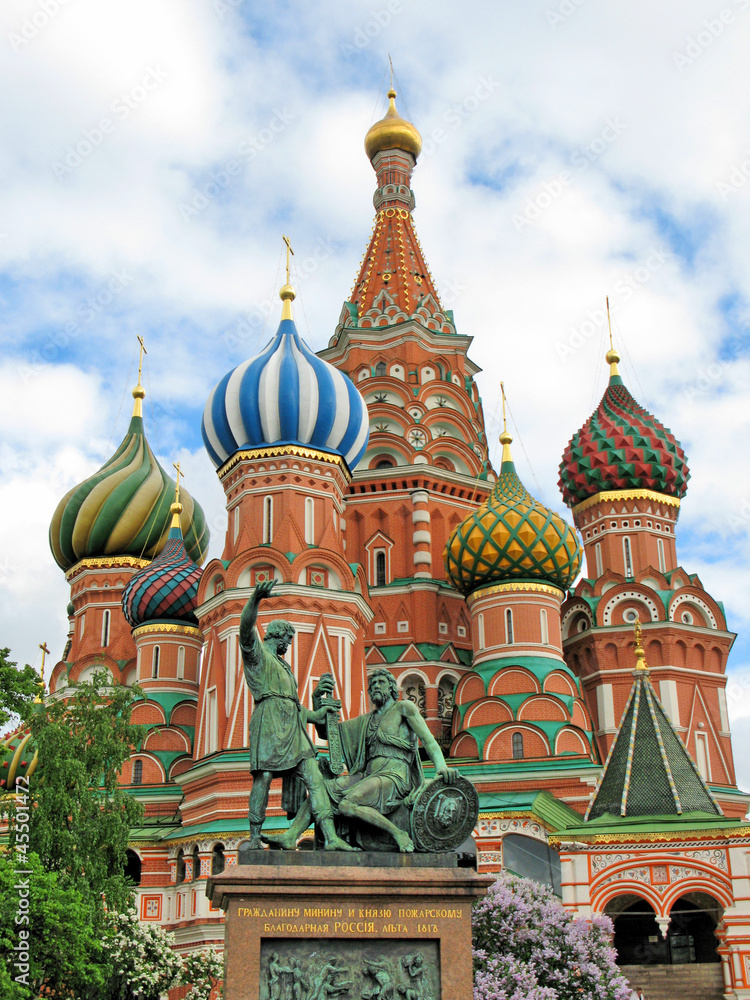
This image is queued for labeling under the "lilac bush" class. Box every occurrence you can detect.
[473,874,631,1000]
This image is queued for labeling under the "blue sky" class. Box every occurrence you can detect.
[1,0,749,781]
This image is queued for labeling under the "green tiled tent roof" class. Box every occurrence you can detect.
[586,668,720,821]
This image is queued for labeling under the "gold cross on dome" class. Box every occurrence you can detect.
[173,461,182,504]
[282,234,294,285]
[136,335,147,389]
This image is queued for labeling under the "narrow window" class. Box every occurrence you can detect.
[477,613,485,650]
[512,732,524,759]
[233,505,240,542]
[152,645,160,679]
[695,732,710,781]
[305,497,315,545]
[540,608,549,645]
[657,537,666,573]
[263,496,273,544]
[101,609,110,647]
[623,536,633,577]
[211,844,225,875]
[176,850,185,885]
[595,542,603,578]
[80,613,86,638]
[177,646,185,680]
[132,759,143,785]
[375,550,386,587]
[375,362,386,376]
[191,846,199,882]
[505,608,514,644]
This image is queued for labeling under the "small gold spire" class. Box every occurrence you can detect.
[633,618,649,671]
[499,382,513,465]
[35,642,50,702]
[605,297,620,377]
[170,461,184,529]
[280,235,296,320]
[132,335,147,417]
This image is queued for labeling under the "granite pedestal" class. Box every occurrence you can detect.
[207,851,493,1000]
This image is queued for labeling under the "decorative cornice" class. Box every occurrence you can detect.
[573,489,681,516]
[217,445,350,481]
[467,581,565,606]
[132,623,203,639]
[548,826,750,846]
[66,556,150,581]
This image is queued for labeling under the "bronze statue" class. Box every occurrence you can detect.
[240,581,354,851]
[264,668,457,852]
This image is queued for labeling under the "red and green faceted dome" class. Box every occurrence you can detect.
[559,375,690,508]
[0,729,38,793]
[122,520,201,627]
[444,458,582,594]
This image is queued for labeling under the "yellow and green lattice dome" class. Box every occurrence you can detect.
[444,435,583,595]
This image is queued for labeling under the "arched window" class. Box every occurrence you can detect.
[505,608,514,644]
[512,732,524,759]
[540,608,549,645]
[191,845,200,882]
[124,849,142,885]
[657,537,666,573]
[80,613,86,638]
[176,850,186,885]
[305,497,315,545]
[623,536,633,577]
[375,458,395,469]
[233,505,240,542]
[263,496,273,545]
[375,362,387,376]
[211,844,225,875]
[477,613,485,650]
[595,542,603,578]
[375,550,386,587]
[132,759,143,785]
[151,646,160,679]
[101,609,110,647]
[177,646,185,680]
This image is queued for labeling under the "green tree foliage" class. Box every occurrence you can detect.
[11,669,144,924]
[0,648,40,731]
[0,850,105,999]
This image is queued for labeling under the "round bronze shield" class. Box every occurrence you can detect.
[410,775,479,853]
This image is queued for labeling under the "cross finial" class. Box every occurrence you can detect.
[132,336,148,416]
[499,382,513,465]
[282,234,294,285]
[605,297,621,378]
[39,642,50,670]
[173,461,182,504]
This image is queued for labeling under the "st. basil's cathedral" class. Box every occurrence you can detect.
[5,87,750,996]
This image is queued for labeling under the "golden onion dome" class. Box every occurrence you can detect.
[444,435,582,595]
[364,88,422,161]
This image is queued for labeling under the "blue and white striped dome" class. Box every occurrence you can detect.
[202,313,369,471]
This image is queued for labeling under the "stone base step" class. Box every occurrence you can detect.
[619,963,724,1000]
